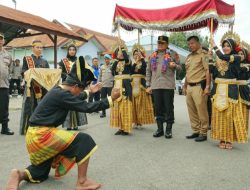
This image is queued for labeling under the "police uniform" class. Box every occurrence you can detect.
[185,48,209,137]
[98,54,114,117]
[146,35,182,138]
[0,32,14,135]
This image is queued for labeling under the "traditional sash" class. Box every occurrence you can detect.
[25,56,35,69]
[25,56,42,98]
[131,74,144,97]
[62,58,72,74]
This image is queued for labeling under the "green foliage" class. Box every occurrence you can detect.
[169,31,209,80]
[169,31,209,50]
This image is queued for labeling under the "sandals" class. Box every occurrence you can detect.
[218,141,226,149]
[225,142,233,150]
[218,141,233,150]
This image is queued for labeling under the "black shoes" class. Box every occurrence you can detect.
[153,119,164,138]
[186,133,207,142]
[186,133,199,139]
[67,127,78,131]
[165,123,172,139]
[195,135,207,142]
[114,130,129,136]
[115,130,123,135]
[100,114,106,118]
[1,128,14,135]
[153,130,164,137]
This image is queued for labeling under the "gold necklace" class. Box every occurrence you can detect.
[216,59,228,76]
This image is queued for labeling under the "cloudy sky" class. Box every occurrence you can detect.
[1,0,249,45]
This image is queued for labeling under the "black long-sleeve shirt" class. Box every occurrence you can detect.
[29,86,110,127]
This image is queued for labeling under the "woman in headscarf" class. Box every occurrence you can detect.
[59,44,88,130]
[110,43,133,135]
[210,37,248,149]
[131,44,155,129]
[236,46,250,133]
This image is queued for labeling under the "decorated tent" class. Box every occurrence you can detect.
[112,0,235,33]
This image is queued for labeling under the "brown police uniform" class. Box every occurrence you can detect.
[185,48,209,135]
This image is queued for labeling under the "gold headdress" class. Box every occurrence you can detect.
[220,31,241,47]
[111,39,128,59]
[241,41,250,53]
[132,43,145,56]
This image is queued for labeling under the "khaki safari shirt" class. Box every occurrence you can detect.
[185,48,209,83]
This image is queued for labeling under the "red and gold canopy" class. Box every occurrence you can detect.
[112,0,235,32]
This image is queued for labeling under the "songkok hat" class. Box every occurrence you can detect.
[64,56,96,88]
[157,35,169,43]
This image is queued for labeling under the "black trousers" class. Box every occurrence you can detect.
[0,88,9,125]
[88,91,100,103]
[9,79,21,95]
[207,95,212,126]
[100,87,112,114]
[152,89,175,124]
[26,133,96,182]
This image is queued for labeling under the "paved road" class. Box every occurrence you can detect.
[1,95,250,190]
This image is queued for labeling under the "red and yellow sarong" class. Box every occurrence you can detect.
[25,127,78,178]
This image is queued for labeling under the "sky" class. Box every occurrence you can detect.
[1,0,250,45]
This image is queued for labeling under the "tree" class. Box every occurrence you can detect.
[169,31,209,80]
[169,31,209,50]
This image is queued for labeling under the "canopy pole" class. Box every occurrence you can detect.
[138,29,140,45]
[209,18,214,50]
[117,23,122,43]
[230,24,234,37]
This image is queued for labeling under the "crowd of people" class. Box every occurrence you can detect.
[0,30,249,189]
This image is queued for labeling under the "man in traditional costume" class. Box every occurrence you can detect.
[110,42,133,135]
[0,32,14,135]
[59,44,88,130]
[146,35,181,139]
[131,43,155,129]
[98,54,114,118]
[210,34,248,149]
[19,40,51,135]
[6,56,120,190]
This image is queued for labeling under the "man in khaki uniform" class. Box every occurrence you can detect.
[183,36,210,142]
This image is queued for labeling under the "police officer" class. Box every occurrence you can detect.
[183,36,210,142]
[146,35,182,138]
[0,32,14,135]
[98,54,114,118]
